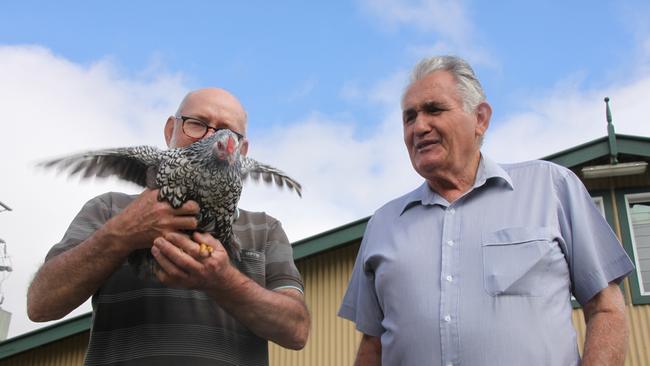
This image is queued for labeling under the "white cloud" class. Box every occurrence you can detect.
[0,45,187,337]
[339,80,363,102]
[484,70,650,162]
[339,69,408,106]
[240,110,421,240]
[285,77,318,102]
[358,0,496,68]
[368,70,409,106]
[359,0,471,42]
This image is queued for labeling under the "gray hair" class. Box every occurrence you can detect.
[406,55,486,113]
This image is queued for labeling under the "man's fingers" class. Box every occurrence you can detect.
[151,245,190,283]
[162,232,224,262]
[192,232,226,257]
[153,236,201,272]
[193,232,222,246]
[163,232,199,254]
[170,216,198,231]
[176,200,200,215]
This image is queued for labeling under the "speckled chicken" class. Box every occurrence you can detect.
[40,129,302,277]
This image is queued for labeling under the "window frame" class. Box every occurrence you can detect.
[616,188,650,305]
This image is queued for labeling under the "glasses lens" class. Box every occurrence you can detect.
[182,118,208,138]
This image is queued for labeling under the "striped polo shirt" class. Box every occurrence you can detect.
[47,192,304,366]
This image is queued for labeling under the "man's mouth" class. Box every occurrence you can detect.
[415,139,440,151]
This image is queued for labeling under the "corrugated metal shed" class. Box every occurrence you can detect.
[270,243,362,366]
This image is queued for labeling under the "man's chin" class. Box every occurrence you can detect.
[415,154,443,170]
[414,161,443,178]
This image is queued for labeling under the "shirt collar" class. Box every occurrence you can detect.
[475,154,513,190]
[399,154,514,215]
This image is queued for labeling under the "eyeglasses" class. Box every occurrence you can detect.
[175,116,244,140]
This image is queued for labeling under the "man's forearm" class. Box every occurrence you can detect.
[27,226,130,321]
[29,190,201,321]
[355,334,382,366]
[208,266,310,350]
[582,283,628,366]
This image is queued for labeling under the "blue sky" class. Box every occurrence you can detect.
[1,0,650,338]
[3,1,647,135]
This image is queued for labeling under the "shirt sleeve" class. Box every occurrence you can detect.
[265,218,305,293]
[555,168,634,305]
[338,217,385,337]
[45,193,114,261]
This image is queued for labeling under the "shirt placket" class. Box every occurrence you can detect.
[439,205,460,366]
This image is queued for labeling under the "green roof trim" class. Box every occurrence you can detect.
[292,216,369,260]
[0,313,91,359]
[542,134,650,167]
[618,136,650,157]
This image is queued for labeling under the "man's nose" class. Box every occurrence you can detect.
[413,114,432,135]
[203,128,217,138]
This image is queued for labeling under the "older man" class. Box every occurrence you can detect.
[339,56,633,365]
[28,88,310,365]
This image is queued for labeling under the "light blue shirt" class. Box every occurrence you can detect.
[339,156,633,366]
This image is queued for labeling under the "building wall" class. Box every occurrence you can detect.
[578,168,650,191]
[571,278,650,366]
[621,281,650,365]
[270,243,362,366]
[0,332,88,366]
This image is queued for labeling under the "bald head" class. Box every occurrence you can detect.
[176,88,247,126]
[165,87,249,150]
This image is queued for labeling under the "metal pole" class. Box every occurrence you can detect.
[0,204,12,272]
[604,97,619,164]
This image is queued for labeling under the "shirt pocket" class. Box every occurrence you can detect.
[482,227,555,297]
[236,249,266,286]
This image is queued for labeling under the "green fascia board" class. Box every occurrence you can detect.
[292,216,369,260]
[0,313,91,359]
[542,134,650,167]
[618,136,650,157]
[542,138,609,167]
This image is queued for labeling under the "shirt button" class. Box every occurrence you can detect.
[444,315,451,322]
[449,208,455,214]
[446,275,453,282]
[447,240,454,246]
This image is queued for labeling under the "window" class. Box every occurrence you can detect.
[625,193,650,297]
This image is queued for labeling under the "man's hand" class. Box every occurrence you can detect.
[151,231,240,292]
[151,231,310,350]
[105,189,199,252]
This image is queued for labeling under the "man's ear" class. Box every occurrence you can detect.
[240,138,249,156]
[164,116,175,147]
[475,102,492,137]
